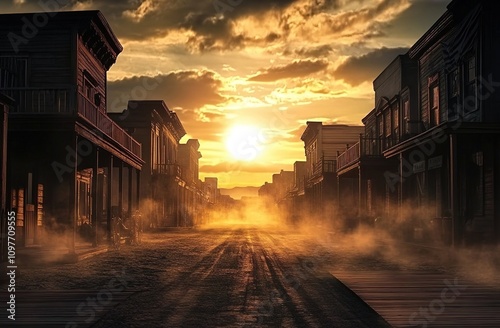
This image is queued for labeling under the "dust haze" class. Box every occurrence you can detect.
[200,196,500,286]
[24,192,500,287]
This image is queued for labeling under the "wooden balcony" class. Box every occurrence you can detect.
[4,87,141,158]
[77,91,141,158]
[337,137,388,171]
[4,87,73,114]
[310,157,336,178]
[337,142,360,171]
[153,163,182,177]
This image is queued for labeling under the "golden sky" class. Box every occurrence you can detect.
[2,0,449,188]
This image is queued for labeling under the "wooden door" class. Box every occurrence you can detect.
[24,204,36,245]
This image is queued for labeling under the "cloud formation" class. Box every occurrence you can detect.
[0,0,450,187]
[107,69,228,112]
[1,0,411,53]
[248,59,329,82]
[334,47,409,86]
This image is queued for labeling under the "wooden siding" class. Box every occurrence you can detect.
[322,126,364,159]
[77,38,107,113]
[363,110,377,138]
[418,39,447,130]
[334,270,500,328]
[482,2,500,122]
[374,57,402,105]
[0,27,73,87]
[484,143,495,220]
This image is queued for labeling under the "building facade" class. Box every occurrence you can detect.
[389,0,500,246]
[0,11,143,250]
[300,122,364,222]
[337,0,500,246]
[110,100,187,228]
[0,94,13,262]
[178,139,204,226]
[337,55,418,224]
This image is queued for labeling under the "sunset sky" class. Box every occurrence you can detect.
[2,0,449,188]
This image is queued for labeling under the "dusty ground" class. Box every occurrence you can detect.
[5,222,495,327]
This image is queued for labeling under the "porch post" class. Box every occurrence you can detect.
[178,186,182,227]
[337,174,343,218]
[136,169,140,209]
[118,161,123,218]
[91,147,99,247]
[495,137,500,244]
[107,155,113,243]
[358,167,363,217]
[450,134,460,248]
[69,135,78,254]
[128,166,133,217]
[399,153,404,221]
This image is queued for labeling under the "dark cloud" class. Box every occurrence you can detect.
[176,109,229,142]
[107,70,227,112]
[2,0,413,53]
[248,59,329,82]
[294,45,334,57]
[314,0,406,36]
[383,0,449,40]
[334,47,408,86]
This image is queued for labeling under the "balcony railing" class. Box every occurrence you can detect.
[310,157,337,178]
[77,91,142,158]
[153,163,182,177]
[3,87,74,114]
[3,87,141,158]
[337,142,360,170]
[337,137,392,171]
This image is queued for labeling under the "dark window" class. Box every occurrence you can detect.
[429,74,440,127]
[82,71,102,109]
[403,97,410,134]
[393,104,399,138]
[0,57,28,88]
[448,68,460,118]
[469,151,483,216]
[385,111,391,137]
[464,55,477,113]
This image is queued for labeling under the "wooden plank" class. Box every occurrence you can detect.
[0,290,137,327]
[333,270,500,327]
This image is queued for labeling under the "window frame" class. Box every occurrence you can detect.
[447,67,460,119]
[402,96,410,135]
[428,73,440,127]
[0,56,29,88]
[463,54,478,114]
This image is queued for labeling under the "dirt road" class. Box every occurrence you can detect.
[6,224,392,327]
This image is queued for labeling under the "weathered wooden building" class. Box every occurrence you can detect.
[287,161,307,223]
[204,177,218,205]
[337,0,500,246]
[109,100,187,228]
[337,55,418,223]
[0,11,143,250]
[300,122,364,221]
[178,139,203,226]
[385,0,500,246]
[0,94,13,262]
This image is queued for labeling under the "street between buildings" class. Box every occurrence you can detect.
[2,224,500,327]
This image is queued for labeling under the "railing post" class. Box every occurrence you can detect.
[71,86,76,114]
[359,134,363,156]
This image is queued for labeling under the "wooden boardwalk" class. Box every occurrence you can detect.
[0,290,137,327]
[333,270,500,327]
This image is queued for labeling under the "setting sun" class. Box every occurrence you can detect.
[225,125,265,161]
